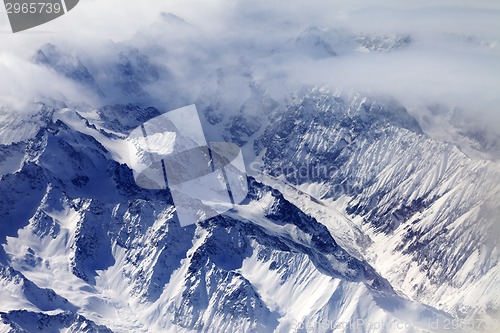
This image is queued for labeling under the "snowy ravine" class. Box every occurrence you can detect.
[0,83,498,333]
[252,87,500,325]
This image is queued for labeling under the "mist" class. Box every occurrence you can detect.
[1,0,499,144]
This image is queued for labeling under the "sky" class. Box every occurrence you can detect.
[1,0,500,144]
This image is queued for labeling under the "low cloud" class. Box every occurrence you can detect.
[1,0,499,143]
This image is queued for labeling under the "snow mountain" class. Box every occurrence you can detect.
[1,11,499,332]
[0,83,497,332]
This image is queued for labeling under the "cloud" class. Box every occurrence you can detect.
[214,0,500,123]
[0,0,499,143]
[0,52,98,107]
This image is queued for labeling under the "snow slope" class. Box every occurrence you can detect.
[0,98,471,332]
